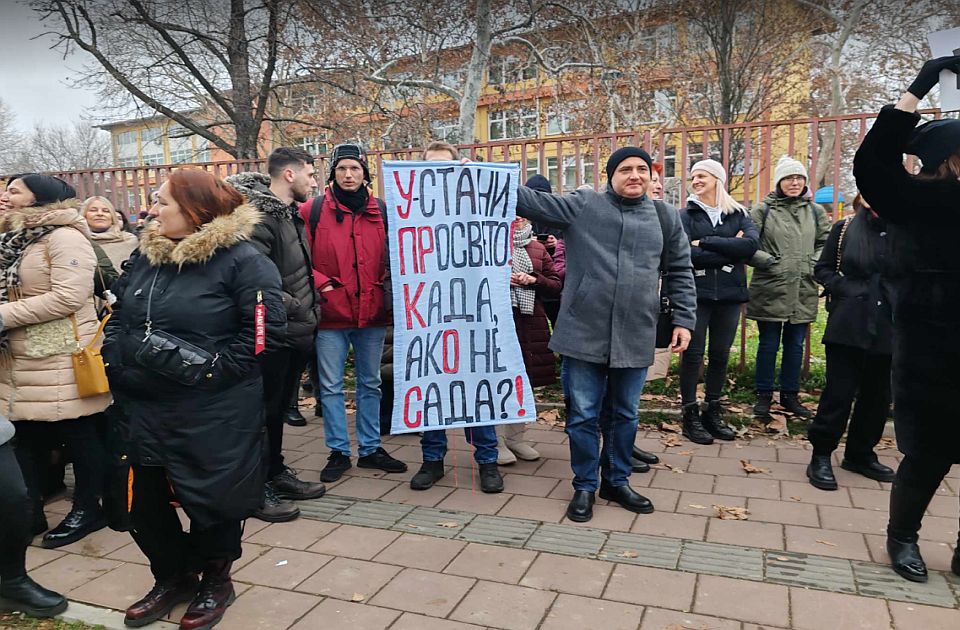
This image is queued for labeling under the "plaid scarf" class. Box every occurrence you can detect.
[511,223,536,315]
[0,224,60,359]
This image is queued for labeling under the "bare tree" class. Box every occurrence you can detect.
[19,121,113,172]
[0,99,27,174]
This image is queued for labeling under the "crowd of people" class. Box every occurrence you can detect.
[0,56,958,627]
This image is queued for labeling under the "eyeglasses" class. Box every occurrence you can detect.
[781,175,806,183]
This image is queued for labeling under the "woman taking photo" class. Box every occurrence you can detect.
[748,156,830,419]
[0,174,112,549]
[679,160,759,444]
[103,170,285,628]
[853,55,960,583]
[82,196,138,273]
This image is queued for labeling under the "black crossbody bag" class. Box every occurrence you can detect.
[653,200,675,349]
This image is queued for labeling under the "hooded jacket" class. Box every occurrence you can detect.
[102,205,286,527]
[226,172,318,351]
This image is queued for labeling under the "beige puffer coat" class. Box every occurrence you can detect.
[0,200,112,421]
[88,210,138,273]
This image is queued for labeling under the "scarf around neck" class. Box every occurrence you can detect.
[511,223,536,315]
[331,183,369,223]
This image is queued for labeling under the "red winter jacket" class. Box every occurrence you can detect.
[299,190,389,329]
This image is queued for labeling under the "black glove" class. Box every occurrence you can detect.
[907,55,960,99]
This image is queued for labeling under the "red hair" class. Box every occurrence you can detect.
[166,170,244,229]
[651,162,664,177]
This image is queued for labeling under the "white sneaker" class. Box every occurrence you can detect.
[496,436,517,465]
[506,440,540,461]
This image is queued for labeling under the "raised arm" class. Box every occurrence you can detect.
[515,187,583,228]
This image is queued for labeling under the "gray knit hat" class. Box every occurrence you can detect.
[773,156,807,185]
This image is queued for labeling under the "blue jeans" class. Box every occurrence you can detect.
[316,327,386,457]
[420,426,498,465]
[565,357,648,492]
[755,321,807,393]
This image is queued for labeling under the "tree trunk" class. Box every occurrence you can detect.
[226,0,259,160]
[457,0,492,144]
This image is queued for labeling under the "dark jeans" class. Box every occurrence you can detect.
[565,357,648,492]
[130,465,242,581]
[14,415,106,510]
[261,348,310,479]
[680,302,742,405]
[754,321,807,393]
[0,442,32,579]
[807,344,891,461]
[420,426,498,465]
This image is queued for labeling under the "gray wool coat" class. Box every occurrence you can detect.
[516,186,697,369]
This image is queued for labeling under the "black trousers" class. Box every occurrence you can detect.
[129,465,242,581]
[261,348,310,479]
[0,442,32,580]
[13,415,106,510]
[807,344,891,461]
[679,301,742,405]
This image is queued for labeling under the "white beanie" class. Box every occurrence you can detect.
[690,159,727,185]
[773,155,808,185]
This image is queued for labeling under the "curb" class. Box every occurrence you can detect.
[56,601,177,630]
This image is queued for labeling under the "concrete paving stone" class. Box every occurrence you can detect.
[848,487,892,511]
[713,475,781,500]
[234,542,271,570]
[286,452,333,471]
[56,527,131,558]
[306,523,401,559]
[240,518,272,540]
[620,487,679,512]
[547,484,576,502]
[888,600,960,630]
[648,470,715,493]
[68,562,155,612]
[818,505,888,536]
[519,553,613,597]
[344,464,417,483]
[561,504,637,533]
[458,515,539,547]
[220,585,321,630]
[639,607,740,630]
[245,519,340,550]
[852,561,957,607]
[331,498,414,528]
[599,532,681,569]
[679,540,764,580]
[444,542,538,583]
[524,428,567,444]
[43,498,73,516]
[784,524,872,561]
[915,514,960,544]
[764,550,857,594]
[680,443,722,458]
[533,459,575,479]
[741,459,808,482]
[863,534,956,573]
[370,567,475,617]
[496,457,547,476]
[693,574,790,627]
[389,444,428,463]
[450,580,557,630]
[389,612,486,630]
[526,523,607,557]
[497,495,568,523]
[747,498,819,527]
[380,482,456,507]
[780,480,854,507]
[281,433,320,450]
[655,452,693,470]
[630,511,708,541]
[331,476,402,500]
[530,443,570,460]
[295,556,401,599]
[676,491,746,517]
[927,492,960,518]
[28,554,121,595]
[686,456,750,477]
[392,506,475,538]
[718,444,776,460]
[790,587,893,630]
[232,547,333,590]
[374,533,466,571]
[24,546,66,571]
[501,473,560,498]
[288,597,401,630]
[603,563,696,610]
[539,593,645,630]
[706,518,784,550]
[436,488,513,515]
[832,467,884,489]
[297,494,355,521]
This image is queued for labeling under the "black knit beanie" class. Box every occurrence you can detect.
[907,118,960,174]
[605,147,653,181]
[14,173,77,206]
[524,174,552,193]
[328,143,371,184]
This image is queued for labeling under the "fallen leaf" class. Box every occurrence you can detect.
[815,539,838,547]
[677,450,694,456]
[661,434,682,448]
[727,406,745,413]
[766,413,790,437]
[740,460,770,475]
[298,396,316,407]
[687,504,708,510]
[789,496,802,502]
[659,421,681,433]
[617,550,640,558]
[537,409,561,425]
[406,524,421,529]
[774,556,790,561]
[875,437,896,451]
[436,521,460,528]
[350,593,366,602]
[714,504,749,520]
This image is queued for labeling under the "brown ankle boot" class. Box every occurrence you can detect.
[179,560,235,630]
[124,574,198,628]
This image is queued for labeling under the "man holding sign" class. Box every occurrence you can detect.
[515,148,697,523]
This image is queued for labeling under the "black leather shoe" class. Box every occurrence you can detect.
[630,457,650,473]
[599,482,654,514]
[252,484,300,523]
[631,447,659,465]
[320,451,352,482]
[807,455,838,491]
[887,535,928,582]
[271,466,326,500]
[701,401,736,441]
[841,458,895,483]
[478,462,504,494]
[41,506,107,549]
[0,575,68,618]
[410,460,445,490]
[357,447,408,473]
[566,490,595,522]
[284,406,307,427]
[123,574,199,627]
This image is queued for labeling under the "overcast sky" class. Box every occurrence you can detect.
[0,1,102,132]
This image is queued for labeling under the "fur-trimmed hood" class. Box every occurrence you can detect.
[0,199,91,236]
[224,172,290,218]
[139,204,262,268]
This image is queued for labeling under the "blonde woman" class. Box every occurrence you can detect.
[678,160,759,444]
[82,196,138,273]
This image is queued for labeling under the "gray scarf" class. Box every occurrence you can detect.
[511,223,536,315]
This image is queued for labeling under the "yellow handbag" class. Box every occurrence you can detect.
[69,311,111,398]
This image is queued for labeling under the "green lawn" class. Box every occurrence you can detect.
[0,614,103,630]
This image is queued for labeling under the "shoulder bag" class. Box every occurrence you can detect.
[69,310,111,398]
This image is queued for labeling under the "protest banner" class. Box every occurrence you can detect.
[382,160,535,435]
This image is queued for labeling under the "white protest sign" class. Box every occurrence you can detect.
[928,27,960,112]
[382,160,535,434]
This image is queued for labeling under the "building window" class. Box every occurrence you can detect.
[430,119,460,144]
[295,135,327,156]
[546,111,570,136]
[488,106,538,141]
[117,157,139,168]
[116,130,137,147]
[661,145,677,178]
[488,55,537,85]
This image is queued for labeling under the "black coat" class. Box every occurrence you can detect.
[853,105,960,463]
[679,201,760,303]
[815,210,896,354]
[226,172,318,352]
[102,205,287,527]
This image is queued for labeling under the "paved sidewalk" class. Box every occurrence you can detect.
[27,415,960,629]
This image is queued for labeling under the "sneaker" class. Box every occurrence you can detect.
[357,447,408,473]
[252,485,299,522]
[320,451,352,482]
[271,466,326,500]
[478,462,504,493]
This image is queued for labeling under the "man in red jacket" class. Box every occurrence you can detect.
[300,144,406,482]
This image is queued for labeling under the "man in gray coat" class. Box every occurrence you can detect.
[516,147,696,523]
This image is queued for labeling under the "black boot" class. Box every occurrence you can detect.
[681,403,713,445]
[701,401,736,441]
[806,454,838,491]
[630,457,650,473]
[566,490,595,522]
[124,574,199,627]
[631,447,659,465]
[478,462,504,494]
[0,575,68,618]
[887,480,938,583]
[779,392,813,419]
[410,460,445,490]
[42,505,107,549]
[754,391,773,418]
[284,404,307,427]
